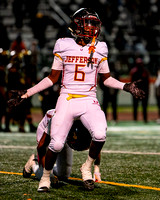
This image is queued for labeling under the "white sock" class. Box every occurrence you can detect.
[42,169,51,178]
[84,156,95,169]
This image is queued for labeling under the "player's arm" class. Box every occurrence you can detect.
[21,69,61,99]
[21,39,63,100]
[7,39,63,107]
[7,70,61,108]
[100,72,125,89]
[99,73,145,99]
[98,56,126,91]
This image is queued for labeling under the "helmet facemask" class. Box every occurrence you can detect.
[71,16,101,40]
[69,16,101,40]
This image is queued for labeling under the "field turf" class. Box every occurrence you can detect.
[0,121,160,200]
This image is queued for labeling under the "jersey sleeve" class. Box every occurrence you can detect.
[98,59,110,73]
[98,42,110,73]
[52,39,63,70]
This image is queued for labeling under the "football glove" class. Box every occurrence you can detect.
[123,80,145,99]
[7,90,27,109]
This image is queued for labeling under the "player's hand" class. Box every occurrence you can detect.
[93,165,101,182]
[7,90,27,109]
[21,93,28,99]
[123,80,145,99]
[93,172,101,182]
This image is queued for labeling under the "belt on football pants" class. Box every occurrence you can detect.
[66,93,88,101]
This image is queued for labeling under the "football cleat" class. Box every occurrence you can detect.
[23,154,35,178]
[37,186,50,193]
[50,174,59,188]
[83,180,94,191]
[80,163,94,190]
[38,176,51,192]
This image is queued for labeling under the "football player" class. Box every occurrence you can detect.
[23,109,101,185]
[16,8,144,191]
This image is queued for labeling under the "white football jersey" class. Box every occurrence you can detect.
[52,38,110,96]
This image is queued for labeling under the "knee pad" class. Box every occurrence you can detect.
[49,140,64,153]
[92,131,106,142]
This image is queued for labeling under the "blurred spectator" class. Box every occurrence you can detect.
[10,34,26,53]
[31,12,49,48]
[154,68,160,124]
[29,40,39,84]
[145,29,159,51]
[23,51,37,86]
[22,52,37,132]
[5,54,36,132]
[0,50,10,131]
[130,58,150,123]
[0,0,8,7]
[24,0,39,24]
[12,0,24,29]
[5,59,25,132]
[99,62,120,123]
[114,28,127,51]
[12,0,39,30]
[0,21,10,50]
[145,1,159,27]
[133,38,147,56]
[0,63,7,131]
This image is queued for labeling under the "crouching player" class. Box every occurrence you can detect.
[23,109,101,189]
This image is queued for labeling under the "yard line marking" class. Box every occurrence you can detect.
[0,171,24,175]
[124,136,160,139]
[99,181,160,191]
[108,126,160,132]
[1,171,160,191]
[0,145,36,149]
[0,133,36,137]
[101,150,160,155]
[1,145,160,155]
[0,171,35,176]
[0,125,160,137]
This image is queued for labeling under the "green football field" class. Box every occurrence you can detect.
[0,122,160,200]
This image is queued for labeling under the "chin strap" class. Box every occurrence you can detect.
[87,36,96,69]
